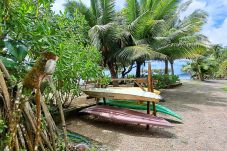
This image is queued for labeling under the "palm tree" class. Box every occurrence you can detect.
[151,8,209,75]
[117,0,179,77]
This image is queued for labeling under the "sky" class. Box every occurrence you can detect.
[52,0,227,46]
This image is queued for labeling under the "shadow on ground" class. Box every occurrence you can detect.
[160,80,227,112]
[67,114,177,139]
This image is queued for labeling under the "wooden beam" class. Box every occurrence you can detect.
[148,62,154,92]
[146,101,150,130]
[134,80,146,91]
[112,78,147,83]
[103,97,106,105]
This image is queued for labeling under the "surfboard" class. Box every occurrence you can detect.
[80,105,172,127]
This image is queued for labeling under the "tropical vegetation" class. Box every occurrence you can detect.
[65,0,210,83]
[0,0,227,150]
[182,45,227,80]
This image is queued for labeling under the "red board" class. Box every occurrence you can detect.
[80,105,172,127]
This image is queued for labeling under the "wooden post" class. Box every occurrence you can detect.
[146,101,150,130]
[103,97,106,105]
[147,62,156,116]
[148,62,154,92]
[146,62,157,129]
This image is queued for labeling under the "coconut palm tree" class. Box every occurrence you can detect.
[120,0,209,76]
[151,8,209,75]
[117,0,179,77]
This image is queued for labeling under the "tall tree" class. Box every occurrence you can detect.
[65,0,121,85]
[119,0,179,77]
[152,8,209,75]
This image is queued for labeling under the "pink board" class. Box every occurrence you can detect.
[80,105,172,127]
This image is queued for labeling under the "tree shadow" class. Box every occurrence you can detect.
[159,81,227,112]
[69,114,177,139]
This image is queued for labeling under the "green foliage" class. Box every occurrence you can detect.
[219,60,227,76]
[98,75,111,86]
[54,42,102,97]
[124,0,140,24]
[182,56,218,80]
[0,1,102,150]
[153,74,180,89]
[0,119,7,134]
[221,87,227,92]
[181,45,227,80]
[0,40,30,79]
[1,0,102,93]
[126,74,135,78]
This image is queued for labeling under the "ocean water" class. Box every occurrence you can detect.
[142,59,191,80]
[105,59,191,80]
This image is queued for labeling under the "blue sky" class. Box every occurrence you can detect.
[52,0,227,46]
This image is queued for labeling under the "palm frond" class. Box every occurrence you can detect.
[139,0,148,13]
[146,0,160,10]
[90,0,100,21]
[125,0,140,24]
[157,42,208,59]
[177,0,192,13]
[152,0,179,20]
[99,0,115,24]
[179,9,208,33]
[129,10,156,38]
[117,45,166,61]
[149,19,166,37]
[89,23,119,51]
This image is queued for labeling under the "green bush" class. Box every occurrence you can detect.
[0,119,7,134]
[153,74,180,89]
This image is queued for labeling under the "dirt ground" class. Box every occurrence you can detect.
[66,80,227,151]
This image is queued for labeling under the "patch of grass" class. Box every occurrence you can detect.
[221,87,227,91]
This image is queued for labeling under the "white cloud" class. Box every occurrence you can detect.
[202,18,227,45]
[52,0,65,14]
[180,0,227,46]
[180,0,206,19]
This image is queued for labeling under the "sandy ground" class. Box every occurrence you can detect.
[66,80,227,151]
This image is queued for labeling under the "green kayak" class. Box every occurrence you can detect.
[100,99,182,120]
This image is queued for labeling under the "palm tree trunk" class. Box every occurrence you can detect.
[136,61,142,78]
[197,65,204,81]
[164,60,169,75]
[170,60,174,75]
[107,62,118,86]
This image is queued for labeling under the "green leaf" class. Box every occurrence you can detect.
[17,44,28,62]
[0,56,17,68]
[4,41,28,62]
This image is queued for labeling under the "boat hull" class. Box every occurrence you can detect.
[100,99,182,120]
[83,88,162,102]
[80,105,173,127]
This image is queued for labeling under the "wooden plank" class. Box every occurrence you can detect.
[111,78,147,82]
[111,78,158,84]
[134,80,146,91]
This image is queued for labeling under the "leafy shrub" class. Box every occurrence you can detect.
[98,75,111,86]
[153,74,180,89]
[0,119,7,134]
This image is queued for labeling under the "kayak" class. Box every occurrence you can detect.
[83,87,162,102]
[107,87,161,95]
[100,99,182,120]
[80,105,173,127]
